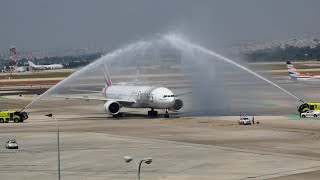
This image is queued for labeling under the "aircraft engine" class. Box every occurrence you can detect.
[104,101,121,115]
[170,98,183,112]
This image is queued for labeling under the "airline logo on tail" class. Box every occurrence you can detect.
[102,63,112,87]
[287,61,301,78]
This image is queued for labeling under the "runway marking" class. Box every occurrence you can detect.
[159,134,172,137]
[0,90,25,94]
[0,96,8,99]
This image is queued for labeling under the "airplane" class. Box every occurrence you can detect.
[68,65,185,118]
[286,61,320,83]
[28,60,63,70]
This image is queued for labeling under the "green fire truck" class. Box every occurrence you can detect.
[0,110,29,123]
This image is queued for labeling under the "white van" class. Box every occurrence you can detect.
[239,116,251,125]
[301,110,320,118]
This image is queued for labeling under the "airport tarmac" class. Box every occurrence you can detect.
[1,92,320,180]
[1,68,320,179]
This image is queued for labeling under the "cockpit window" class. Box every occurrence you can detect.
[171,95,174,97]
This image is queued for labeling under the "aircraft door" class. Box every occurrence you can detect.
[149,94,154,102]
[137,91,141,101]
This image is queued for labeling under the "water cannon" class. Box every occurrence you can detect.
[19,106,27,112]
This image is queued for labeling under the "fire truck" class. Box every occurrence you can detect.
[298,102,320,113]
[0,110,28,123]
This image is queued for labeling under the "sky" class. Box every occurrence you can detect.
[0,0,320,51]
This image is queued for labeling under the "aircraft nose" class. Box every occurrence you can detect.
[167,97,175,106]
[156,97,175,108]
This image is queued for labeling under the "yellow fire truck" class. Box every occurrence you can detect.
[0,110,29,123]
[298,102,320,113]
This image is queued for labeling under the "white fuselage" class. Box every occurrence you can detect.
[104,86,176,109]
[291,76,320,84]
[31,64,63,70]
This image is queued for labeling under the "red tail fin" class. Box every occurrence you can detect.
[103,63,112,87]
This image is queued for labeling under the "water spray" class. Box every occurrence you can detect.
[22,33,305,112]
[19,107,26,112]
[164,34,304,103]
[22,40,152,109]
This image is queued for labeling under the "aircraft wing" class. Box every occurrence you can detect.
[61,95,136,106]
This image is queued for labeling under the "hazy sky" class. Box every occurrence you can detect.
[1,0,320,51]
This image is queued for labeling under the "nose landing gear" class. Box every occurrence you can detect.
[164,109,170,118]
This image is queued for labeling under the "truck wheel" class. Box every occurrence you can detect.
[314,114,318,117]
[0,118,4,123]
[302,115,306,118]
[14,118,20,123]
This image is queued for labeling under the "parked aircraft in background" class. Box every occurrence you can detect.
[28,60,63,70]
[286,61,320,83]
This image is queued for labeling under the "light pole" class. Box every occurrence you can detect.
[45,113,61,180]
[123,156,152,180]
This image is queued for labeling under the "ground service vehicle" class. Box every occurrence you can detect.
[0,110,28,123]
[298,102,320,113]
[5,139,18,149]
[300,110,320,118]
[239,114,251,125]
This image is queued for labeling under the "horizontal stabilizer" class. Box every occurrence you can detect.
[70,88,102,93]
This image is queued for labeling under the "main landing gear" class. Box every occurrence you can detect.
[112,113,123,118]
[148,108,170,118]
[148,108,158,117]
